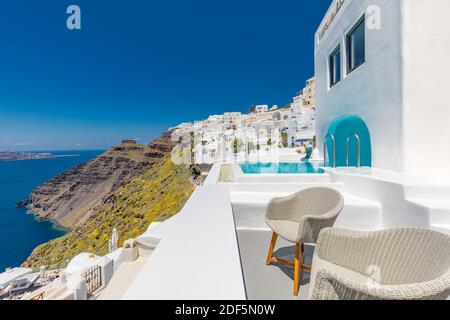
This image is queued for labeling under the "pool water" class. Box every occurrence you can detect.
[240,162,325,174]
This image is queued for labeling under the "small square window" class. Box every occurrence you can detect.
[347,16,365,73]
[329,45,341,87]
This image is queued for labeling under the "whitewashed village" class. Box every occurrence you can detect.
[2,0,450,301]
[172,77,318,166]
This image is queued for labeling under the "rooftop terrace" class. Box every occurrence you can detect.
[96,160,450,300]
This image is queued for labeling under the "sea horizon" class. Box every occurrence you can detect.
[0,149,107,153]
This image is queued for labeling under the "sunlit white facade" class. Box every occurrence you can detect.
[315,0,450,174]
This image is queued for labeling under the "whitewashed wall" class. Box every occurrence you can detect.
[315,0,404,171]
[401,0,450,174]
[315,0,450,174]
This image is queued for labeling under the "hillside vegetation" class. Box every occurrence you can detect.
[22,134,195,269]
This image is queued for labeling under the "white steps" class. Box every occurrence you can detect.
[334,194,383,230]
[405,198,450,232]
[404,185,450,200]
[226,182,344,193]
[231,191,382,231]
[227,165,450,232]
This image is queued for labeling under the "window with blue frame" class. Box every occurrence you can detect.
[329,45,341,87]
[347,16,365,73]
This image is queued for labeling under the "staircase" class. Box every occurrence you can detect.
[225,163,450,234]
[229,172,383,231]
[326,167,450,233]
[405,185,450,234]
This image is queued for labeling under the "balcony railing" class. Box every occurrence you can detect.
[85,265,102,295]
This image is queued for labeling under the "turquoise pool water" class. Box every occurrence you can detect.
[240,162,325,174]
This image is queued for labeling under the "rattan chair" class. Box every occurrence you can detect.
[309,228,450,300]
[265,187,344,296]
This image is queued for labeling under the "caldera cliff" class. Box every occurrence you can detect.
[21,132,196,269]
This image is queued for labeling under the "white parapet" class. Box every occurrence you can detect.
[123,186,246,300]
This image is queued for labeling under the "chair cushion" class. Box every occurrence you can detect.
[266,219,300,243]
[309,254,370,299]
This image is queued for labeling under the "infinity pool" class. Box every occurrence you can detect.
[240,162,325,174]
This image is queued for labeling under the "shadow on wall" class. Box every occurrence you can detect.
[325,115,372,167]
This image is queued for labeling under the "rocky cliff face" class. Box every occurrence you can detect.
[18,132,177,229]
[22,131,196,269]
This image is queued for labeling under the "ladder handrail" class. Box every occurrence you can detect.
[323,133,336,168]
[346,133,361,167]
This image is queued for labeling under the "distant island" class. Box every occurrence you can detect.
[0,151,79,162]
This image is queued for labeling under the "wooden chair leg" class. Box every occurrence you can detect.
[267,236,305,296]
[294,243,301,296]
[266,232,278,265]
[300,243,312,270]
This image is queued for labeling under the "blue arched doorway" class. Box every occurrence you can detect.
[325,115,372,167]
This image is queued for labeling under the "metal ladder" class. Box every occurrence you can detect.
[323,133,336,168]
[346,133,361,168]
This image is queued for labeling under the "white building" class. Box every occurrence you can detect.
[303,78,315,108]
[315,0,450,174]
[254,105,269,114]
[291,92,305,114]
[223,112,242,125]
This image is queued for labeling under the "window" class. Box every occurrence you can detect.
[347,16,365,73]
[329,45,341,87]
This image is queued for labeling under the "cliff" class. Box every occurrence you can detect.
[18,138,171,229]
[21,132,196,269]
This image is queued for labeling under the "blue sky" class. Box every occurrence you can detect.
[0,0,330,151]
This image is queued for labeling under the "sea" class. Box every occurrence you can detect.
[0,150,104,271]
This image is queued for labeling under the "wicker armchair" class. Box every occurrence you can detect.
[309,228,450,300]
[265,187,344,296]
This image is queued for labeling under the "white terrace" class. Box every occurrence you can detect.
[115,161,450,300]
